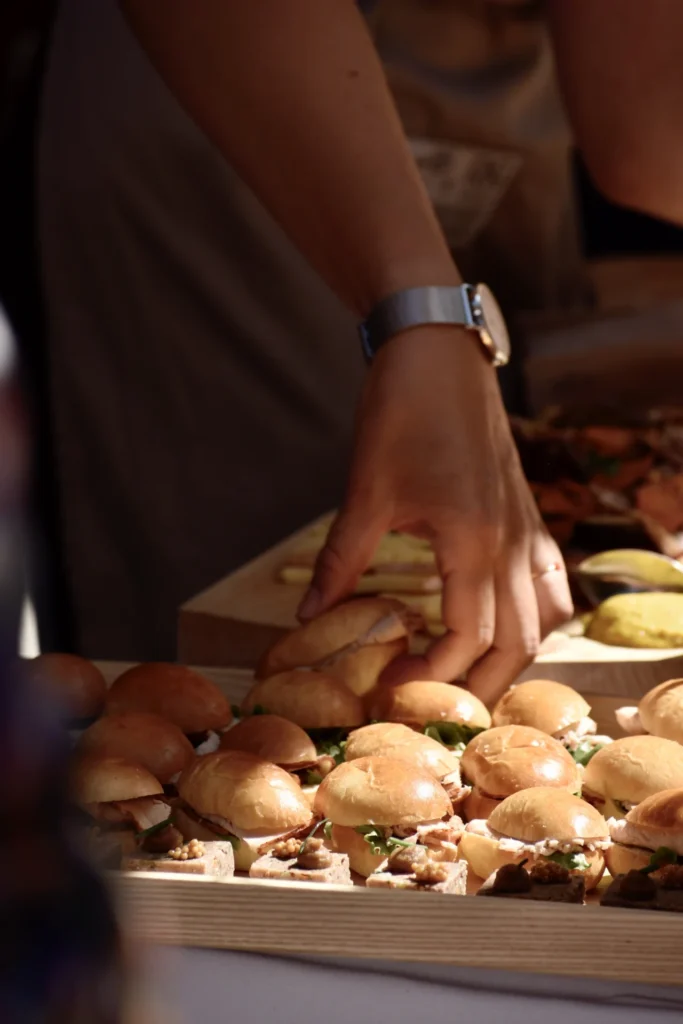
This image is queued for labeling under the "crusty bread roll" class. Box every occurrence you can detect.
[639,679,683,745]
[344,722,461,781]
[314,756,451,827]
[583,735,683,815]
[220,714,317,768]
[71,755,163,806]
[22,653,106,721]
[491,679,590,735]
[77,712,194,784]
[367,681,490,731]
[106,663,232,734]
[177,750,312,834]
[604,842,651,877]
[241,670,365,729]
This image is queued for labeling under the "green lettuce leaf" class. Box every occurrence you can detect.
[354,825,413,857]
[546,851,591,872]
[424,721,485,749]
[641,846,680,875]
[304,769,323,786]
[212,832,241,849]
[570,740,604,767]
[135,816,174,840]
[323,820,333,840]
[307,728,348,765]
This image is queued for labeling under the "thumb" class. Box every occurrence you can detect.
[297,504,387,621]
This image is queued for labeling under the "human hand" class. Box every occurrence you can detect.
[297,326,573,706]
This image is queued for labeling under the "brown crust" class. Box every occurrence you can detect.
[639,679,683,744]
[461,725,580,798]
[241,670,365,729]
[367,681,491,730]
[624,787,683,834]
[489,788,610,843]
[491,679,590,735]
[220,714,317,768]
[344,722,461,781]
[22,653,106,720]
[76,712,194,784]
[71,755,164,806]
[105,663,232,734]
[583,735,683,805]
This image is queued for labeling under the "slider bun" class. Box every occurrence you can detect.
[330,824,386,878]
[462,788,504,822]
[106,663,232,734]
[461,725,580,799]
[639,679,683,744]
[71,755,163,807]
[489,788,610,844]
[623,786,683,836]
[458,829,605,889]
[314,755,451,826]
[368,681,491,730]
[344,722,461,781]
[220,714,317,768]
[22,653,106,720]
[583,735,683,806]
[491,679,590,735]
[241,670,365,729]
[604,843,651,877]
[76,712,194,784]
[178,750,312,833]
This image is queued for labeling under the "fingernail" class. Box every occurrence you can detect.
[298,587,322,621]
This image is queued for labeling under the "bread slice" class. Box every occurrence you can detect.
[366,859,467,893]
[249,850,352,885]
[121,840,235,877]
[478,869,585,903]
[601,875,683,912]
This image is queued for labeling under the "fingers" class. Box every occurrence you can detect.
[530,534,574,637]
[466,554,540,707]
[297,502,388,621]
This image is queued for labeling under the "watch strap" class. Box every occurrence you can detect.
[359,285,475,362]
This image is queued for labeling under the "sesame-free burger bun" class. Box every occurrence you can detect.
[71,755,163,807]
[76,712,194,784]
[368,681,491,730]
[177,750,313,834]
[603,843,651,877]
[329,824,390,878]
[314,756,452,827]
[491,679,590,735]
[583,735,683,814]
[22,653,106,721]
[461,725,580,819]
[105,663,232,734]
[241,670,365,729]
[639,679,683,744]
[220,714,317,768]
[344,722,461,780]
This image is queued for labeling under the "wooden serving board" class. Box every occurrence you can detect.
[98,661,682,985]
[178,517,683,698]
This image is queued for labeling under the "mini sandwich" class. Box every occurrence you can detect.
[366,844,468,894]
[250,835,352,886]
[71,755,180,866]
[105,663,232,754]
[368,681,491,753]
[460,725,582,821]
[241,669,365,769]
[22,653,107,728]
[343,722,470,809]
[174,749,314,872]
[615,678,683,744]
[477,860,585,904]
[256,597,420,697]
[460,788,610,891]
[122,838,235,878]
[492,679,612,765]
[76,711,195,787]
[582,735,683,819]
[220,714,336,805]
[606,787,683,877]
[313,756,462,877]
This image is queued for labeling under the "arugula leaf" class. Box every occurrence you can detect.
[135,816,174,840]
[355,825,413,857]
[546,851,591,872]
[298,817,332,855]
[308,728,348,765]
[304,770,323,786]
[424,721,485,749]
[323,820,333,840]
[570,740,603,767]
[231,703,268,719]
[213,833,241,850]
[641,847,679,875]
[230,704,241,719]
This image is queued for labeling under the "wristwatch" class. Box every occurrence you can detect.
[358,284,511,367]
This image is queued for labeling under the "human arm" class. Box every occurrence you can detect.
[548,0,683,224]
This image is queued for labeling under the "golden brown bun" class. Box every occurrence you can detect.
[314,755,451,826]
[491,679,590,735]
[71,755,163,806]
[76,712,194,784]
[583,735,683,807]
[331,824,385,877]
[22,653,106,720]
[241,670,365,729]
[623,786,683,835]
[368,681,491,730]
[604,843,651,877]
[460,725,580,798]
[344,722,461,781]
[462,788,502,822]
[489,788,610,843]
[639,679,683,744]
[458,829,605,889]
[220,714,317,768]
[177,750,312,833]
[257,597,413,680]
[106,663,232,733]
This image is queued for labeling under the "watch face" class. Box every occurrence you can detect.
[473,283,511,367]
